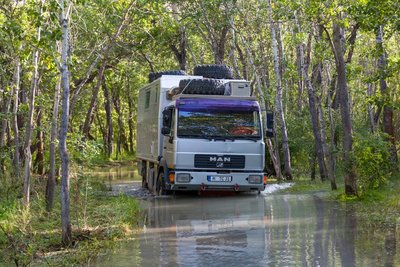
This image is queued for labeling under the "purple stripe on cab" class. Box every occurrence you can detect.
[177,98,260,112]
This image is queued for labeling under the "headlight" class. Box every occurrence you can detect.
[248,175,262,184]
[176,173,191,183]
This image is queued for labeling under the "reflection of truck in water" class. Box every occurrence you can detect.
[136,65,273,195]
[139,196,269,266]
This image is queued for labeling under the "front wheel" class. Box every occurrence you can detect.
[156,171,168,196]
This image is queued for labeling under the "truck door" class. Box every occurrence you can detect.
[162,107,175,166]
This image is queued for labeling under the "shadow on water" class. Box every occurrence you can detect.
[91,167,399,267]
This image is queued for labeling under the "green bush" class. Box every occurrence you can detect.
[353,131,391,194]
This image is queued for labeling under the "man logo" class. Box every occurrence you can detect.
[216,162,224,168]
[209,156,231,162]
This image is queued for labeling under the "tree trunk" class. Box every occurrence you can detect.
[332,22,357,196]
[23,10,41,207]
[327,88,338,190]
[170,27,187,71]
[127,79,135,154]
[46,78,61,212]
[59,0,72,245]
[367,83,375,132]
[267,0,292,179]
[35,109,45,175]
[302,32,328,181]
[0,81,13,176]
[102,77,113,157]
[112,90,128,159]
[376,25,398,169]
[235,41,248,80]
[229,23,241,78]
[213,26,229,64]
[12,59,21,180]
[82,63,106,139]
[294,11,304,111]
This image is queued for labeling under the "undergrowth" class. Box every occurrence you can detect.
[0,171,140,266]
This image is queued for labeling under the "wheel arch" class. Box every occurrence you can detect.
[158,157,169,182]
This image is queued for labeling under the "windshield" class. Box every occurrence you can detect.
[177,110,261,139]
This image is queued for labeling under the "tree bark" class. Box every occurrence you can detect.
[46,78,61,212]
[59,0,72,245]
[102,77,113,157]
[332,22,357,196]
[34,108,45,175]
[267,0,292,179]
[327,87,338,190]
[376,25,398,168]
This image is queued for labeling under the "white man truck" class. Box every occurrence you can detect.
[136,66,273,195]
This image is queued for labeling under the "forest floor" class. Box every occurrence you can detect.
[0,161,141,266]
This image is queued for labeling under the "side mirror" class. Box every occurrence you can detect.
[266,110,274,138]
[162,108,173,136]
[161,126,171,135]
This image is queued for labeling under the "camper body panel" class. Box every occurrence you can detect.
[136,76,201,163]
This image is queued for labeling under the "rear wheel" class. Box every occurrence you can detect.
[141,163,147,189]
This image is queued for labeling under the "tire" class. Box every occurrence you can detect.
[141,163,147,189]
[178,78,225,95]
[156,171,167,196]
[148,70,186,83]
[193,64,233,79]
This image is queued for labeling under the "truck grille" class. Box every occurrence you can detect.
[194,154,245,169]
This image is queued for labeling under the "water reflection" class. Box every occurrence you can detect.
[94,193,399,267]
[87,165,138,182]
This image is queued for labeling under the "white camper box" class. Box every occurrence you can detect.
[136,75,201,162]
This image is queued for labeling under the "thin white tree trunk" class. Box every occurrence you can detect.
[23,8,41,207]
[13,58,21,180]
[46,77,61,212]
[59,0,72,245]
[267,0,292,179]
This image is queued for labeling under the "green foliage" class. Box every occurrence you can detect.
[353,130,391,194]
[67,133,104,164]
[286,112,314,175]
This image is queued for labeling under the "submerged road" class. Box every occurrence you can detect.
[91,168,399,267]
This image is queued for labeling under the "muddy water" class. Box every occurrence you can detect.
[93,169,399,267]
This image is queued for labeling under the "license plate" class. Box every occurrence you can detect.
[207,175,232,182]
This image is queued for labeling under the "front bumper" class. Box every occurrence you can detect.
[168,171,265,192]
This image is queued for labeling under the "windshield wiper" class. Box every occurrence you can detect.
[207,136,235,141]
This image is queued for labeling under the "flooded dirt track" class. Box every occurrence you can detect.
[93,187,399,267]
